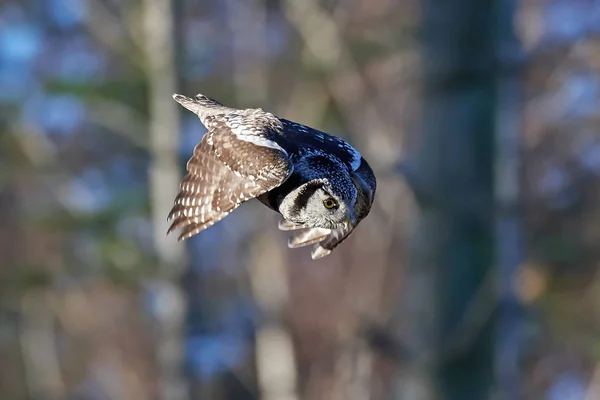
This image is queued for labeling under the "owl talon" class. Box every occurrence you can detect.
[311,245,331,260]
[278,219,305,231]
[287,227,330,248]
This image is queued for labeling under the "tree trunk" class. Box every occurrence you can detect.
[142,0,188,399]
[395,0,503,398]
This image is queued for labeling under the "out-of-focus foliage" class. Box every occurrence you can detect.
[0,0,600,399]
[518,2,600,398]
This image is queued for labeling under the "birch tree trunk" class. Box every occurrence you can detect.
[142,0,188,399]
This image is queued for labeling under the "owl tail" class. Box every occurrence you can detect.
[172,93,232,124]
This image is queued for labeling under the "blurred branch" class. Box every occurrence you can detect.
[282,0,397,168]
[364,270,497,366]
[87,97,149,151]
[227,0,268,105]
[279,80,329,125]
[361,322,409,364]
[19,290,65,400]
[10,125,79,215]
[443,269,497,361]
[74,0,145,68]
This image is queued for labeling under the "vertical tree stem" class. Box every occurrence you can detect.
[142,0,188,399]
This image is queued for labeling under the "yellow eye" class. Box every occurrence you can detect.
[323,198,337,209]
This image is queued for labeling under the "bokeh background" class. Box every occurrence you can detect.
[1,0,600,399]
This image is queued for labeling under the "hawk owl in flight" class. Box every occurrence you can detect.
[167,93,376,259]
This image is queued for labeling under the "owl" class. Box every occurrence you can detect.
[167,93,376,259]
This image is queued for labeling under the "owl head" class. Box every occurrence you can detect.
[280,177,358,230]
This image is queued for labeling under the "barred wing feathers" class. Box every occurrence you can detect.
[167,106,292,241]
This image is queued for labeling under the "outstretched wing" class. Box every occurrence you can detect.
[168,105,292,241]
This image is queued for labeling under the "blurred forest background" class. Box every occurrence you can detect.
[2,0,600,399]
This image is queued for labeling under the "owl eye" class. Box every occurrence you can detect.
[323,198,337,209]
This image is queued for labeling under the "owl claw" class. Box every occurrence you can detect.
[287,227,330,248]
[311,245,331,260]
[278,219,305,231]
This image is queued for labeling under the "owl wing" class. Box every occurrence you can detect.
[282,156,376,259]
[167,114,292,241]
